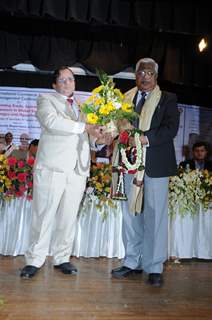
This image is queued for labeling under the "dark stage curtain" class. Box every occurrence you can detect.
[0,1,210,34]
[0,0,211,106]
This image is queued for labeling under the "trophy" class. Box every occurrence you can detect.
[112,168,128,200]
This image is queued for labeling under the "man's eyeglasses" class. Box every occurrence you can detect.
[57,76,75,84]
[136,70,155,78]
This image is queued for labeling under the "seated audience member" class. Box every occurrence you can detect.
[0,133,5,154]
[10,133,30,159]
[19,133,30,151]
[10,148,28,160]
[91,132,115,164]
[94,144,113,164]
[179,141,212,171]
[28,139,39,159]
[2,132,17,157]
[10,138,39,160]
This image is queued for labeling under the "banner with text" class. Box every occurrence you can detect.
[0,86,211,163]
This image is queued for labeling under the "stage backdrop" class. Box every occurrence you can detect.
[0,86,212,164]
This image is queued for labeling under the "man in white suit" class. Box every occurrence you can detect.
[20,66,102,278]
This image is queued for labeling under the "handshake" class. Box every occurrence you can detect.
[85,124,114,145]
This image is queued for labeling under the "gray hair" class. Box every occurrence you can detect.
[135,58,159,74]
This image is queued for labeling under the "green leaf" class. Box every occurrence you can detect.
[96,69,110,85]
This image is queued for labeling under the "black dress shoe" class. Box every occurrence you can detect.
[54,262,77,275]
[148,273,163,287]
[111,266,143,278]
[20,265,39,279]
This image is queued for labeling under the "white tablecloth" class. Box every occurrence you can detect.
[0,198,212,259]
[0,197,125,258]
[73,198,124,258]
[168,207,212,259]
[0,199,32,256]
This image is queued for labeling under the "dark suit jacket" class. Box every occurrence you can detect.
[142,91,180,178]
[179,159,212,171]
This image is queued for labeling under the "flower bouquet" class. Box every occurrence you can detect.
[81,70,138,137]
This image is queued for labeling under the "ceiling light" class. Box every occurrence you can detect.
[198,38,208,52]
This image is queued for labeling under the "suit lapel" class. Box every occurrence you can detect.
[52,92,78,120]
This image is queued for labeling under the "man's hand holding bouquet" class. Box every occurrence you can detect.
[81,70,145,206]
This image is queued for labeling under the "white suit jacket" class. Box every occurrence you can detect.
[34,92,91,177]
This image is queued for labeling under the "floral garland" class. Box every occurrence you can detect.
[112,129,144,200]
[118,129,144,174]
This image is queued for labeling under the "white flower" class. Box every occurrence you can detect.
[113,102,122,109]
[86,187,94,195]
[169,169,211,217]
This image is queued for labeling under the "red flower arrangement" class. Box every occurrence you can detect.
[4,156,35,200]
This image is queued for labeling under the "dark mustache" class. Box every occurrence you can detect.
[141,80,150,84]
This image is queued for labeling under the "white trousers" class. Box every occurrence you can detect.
[25,168,87,267]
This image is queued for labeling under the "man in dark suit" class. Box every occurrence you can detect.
[179,141,212,171]
[111,57,180,287]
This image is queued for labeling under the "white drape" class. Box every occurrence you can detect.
[73,198,124,258]
[0,197,125,258]
[168,206,212,259]
[0,198,211,259]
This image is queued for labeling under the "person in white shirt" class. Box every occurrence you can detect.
[19,133,30,151]
[0,133,5,154]
[2,132,17,157]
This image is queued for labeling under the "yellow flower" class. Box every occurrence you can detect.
[92,85,103,94]
[99,105,111,115]
[87,113,99,124]
[96,182,103,191]
[0,155,5,161]
[94,98,104,106]
[121,102,133,112]
[107,102,116,111]
[5,180,11,188]
[86,95,96,103]
[114,88,124,99]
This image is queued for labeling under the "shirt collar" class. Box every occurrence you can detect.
[59,93,74,100]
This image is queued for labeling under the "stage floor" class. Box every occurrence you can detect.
[0,256,212,320]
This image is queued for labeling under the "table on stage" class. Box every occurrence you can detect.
[0,198,212,259]
[0,197,124,258]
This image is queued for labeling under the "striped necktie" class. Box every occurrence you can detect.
[135,91,146,114]
[133,91,147,128]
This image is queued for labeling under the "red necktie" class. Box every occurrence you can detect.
[67,97,73,106]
